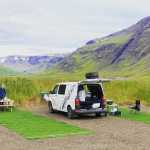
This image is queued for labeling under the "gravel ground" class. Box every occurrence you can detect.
[1,105,150,150]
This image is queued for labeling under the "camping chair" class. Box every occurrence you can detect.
[129,100,141,113]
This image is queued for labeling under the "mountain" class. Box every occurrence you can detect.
[0,55,64,73]
[55,16,150,77]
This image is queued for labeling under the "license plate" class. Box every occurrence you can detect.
[92,103,100,109]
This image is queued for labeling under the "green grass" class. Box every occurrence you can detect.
[0,77,58,104]
[96,34,131,45]
[78,34,131,53]
[0,109,90,139]
[0,73,150,106]
[0,66,17,76]
[0,56,150,106]
[103,79,150,105]
[120,108,150,124]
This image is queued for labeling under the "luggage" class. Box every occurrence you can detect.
[85,72,99,79]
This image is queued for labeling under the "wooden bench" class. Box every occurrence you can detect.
[0,101,14,112]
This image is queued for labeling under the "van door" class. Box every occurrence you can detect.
[57,84,66,111]
[49,85,59,109]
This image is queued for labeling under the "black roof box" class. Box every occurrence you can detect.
[85,72,99,79]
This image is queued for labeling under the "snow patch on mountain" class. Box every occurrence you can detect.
[0,55,65,73]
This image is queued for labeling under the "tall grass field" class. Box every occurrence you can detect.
[0,74,150,106]
[0,77,57,105]
[104,78,150,105]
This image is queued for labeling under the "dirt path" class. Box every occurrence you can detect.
[1,105,150,150]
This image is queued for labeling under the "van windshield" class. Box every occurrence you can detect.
[52,85,59,94]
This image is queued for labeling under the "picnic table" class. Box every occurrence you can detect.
[0,99,14,112]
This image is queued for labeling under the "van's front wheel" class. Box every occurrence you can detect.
[67,106,74,119]
[48,101,54,113]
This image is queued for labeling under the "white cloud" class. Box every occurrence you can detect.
[0,0,150,56]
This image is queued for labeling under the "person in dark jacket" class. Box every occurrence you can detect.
[129,100,141,112]
[0,84,6,101]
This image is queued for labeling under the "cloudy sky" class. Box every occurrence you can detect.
[0,0,150,56]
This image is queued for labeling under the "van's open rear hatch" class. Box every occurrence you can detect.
[77,83,104,109]
[79,78,111,85]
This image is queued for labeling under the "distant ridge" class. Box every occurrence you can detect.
[55,16,150,76]
[0,55,65,73]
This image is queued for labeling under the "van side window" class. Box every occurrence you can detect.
[58,85,66,95]
[52,85,59,94]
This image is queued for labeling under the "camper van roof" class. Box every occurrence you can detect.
[57,78,111,85]
[57,82,78,85]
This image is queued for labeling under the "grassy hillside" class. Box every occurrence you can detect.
[0,66,17,76]
[53,17,150,78]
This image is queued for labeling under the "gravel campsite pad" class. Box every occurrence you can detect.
[1,105,150,150]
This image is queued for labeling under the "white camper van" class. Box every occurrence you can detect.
[44,73,108,118]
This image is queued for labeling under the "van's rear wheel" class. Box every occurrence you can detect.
[67,106,74,119]
[48,101,54,113]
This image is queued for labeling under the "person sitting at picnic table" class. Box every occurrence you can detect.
[0,84,14,112]
[0,84,6,103]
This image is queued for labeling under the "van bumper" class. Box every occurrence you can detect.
[74,108,107,114]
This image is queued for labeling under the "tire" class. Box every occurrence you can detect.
[67,106,74,119]
[48,101,54,113]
